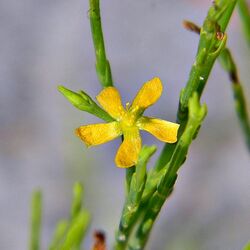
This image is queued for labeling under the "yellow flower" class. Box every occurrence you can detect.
[75,77,179,168]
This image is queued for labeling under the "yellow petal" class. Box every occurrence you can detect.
[137,116,179,143]
[96,87,125,120]
[130,77,163,112]
[115,128,141,168]
[75,122,122,146]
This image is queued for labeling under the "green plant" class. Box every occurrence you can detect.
[29,0,250,249]
[29,183,90,250]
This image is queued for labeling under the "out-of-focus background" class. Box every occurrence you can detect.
[0,0,249,249]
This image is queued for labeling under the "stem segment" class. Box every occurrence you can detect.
[89,0,113,87]
[115,146,157,250]
[126,1,237,248]
[183,21,250,150]
[155,0,237,171]
[219,48,250,150]
[29,191,42,250]
[128,94,207,249]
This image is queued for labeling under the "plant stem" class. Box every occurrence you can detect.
[114,146,157,250]
[29,191,42,250]
[49,183,91,250]
[126,166,135,194]
[128,94,207,250]
[89,0,113,87]
[142,0,237,206]
[183,21,250,150]
[219,48,250,150]
[238,0,250,47]
[126,1,237,248]
[155,0,237,171]
[243,241,250,250]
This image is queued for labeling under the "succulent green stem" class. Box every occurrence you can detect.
[89,0,113,87]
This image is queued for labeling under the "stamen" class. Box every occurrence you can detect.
[126,102,130,110]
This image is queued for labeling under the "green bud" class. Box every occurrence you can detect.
[71,182,83,219]
[58,85,113,122]
[58,85,93,112]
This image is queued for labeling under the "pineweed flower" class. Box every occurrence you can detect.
[76,77,179,168]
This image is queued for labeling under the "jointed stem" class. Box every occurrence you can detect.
[155,0,237,171]
[183,21,250,150]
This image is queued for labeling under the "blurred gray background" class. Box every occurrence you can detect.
[0,0,249,249]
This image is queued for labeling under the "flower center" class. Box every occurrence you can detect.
[119,102,142,131]
[120,111,137,129]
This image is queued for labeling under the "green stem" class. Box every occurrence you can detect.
[238,0,250,47]
[89,0,113,87]
[155,0,237,171]
[126,166,135,195]
[49,183,91,250]
[29,191,42,250]
[126,1,237,248]
[114,146,157,250]
[243,241,250,250]
[128,94,207,250]
[183,21,250,150]
[219,48,250,150]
